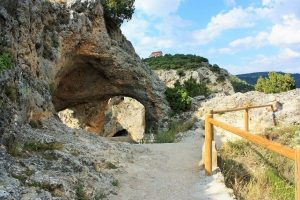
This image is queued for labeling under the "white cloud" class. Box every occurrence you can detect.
[224,0,236,7]
[269,14,300,45]
[279,48,300,59]
[135,0,182,17]
[192,8,256,44]
[229,32,269,48]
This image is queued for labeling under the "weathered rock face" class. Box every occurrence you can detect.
[0,1,169,199]
[154,67,234,95]
[103,97,145,141]
[0,0,169,136]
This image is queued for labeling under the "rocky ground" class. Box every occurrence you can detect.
[0,117,147,200]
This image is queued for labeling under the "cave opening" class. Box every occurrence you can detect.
[113,129,128,137]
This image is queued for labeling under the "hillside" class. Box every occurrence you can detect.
[237,72,300,88]
[144,54,254,94]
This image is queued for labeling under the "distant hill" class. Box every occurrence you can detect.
[237,72,300,88]
[143,54,210,70]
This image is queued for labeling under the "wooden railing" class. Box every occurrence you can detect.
[204,105,300,200]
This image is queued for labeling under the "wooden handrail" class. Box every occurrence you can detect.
[204,105,300,200]
[212,104,273,114]
[208,118,295,160]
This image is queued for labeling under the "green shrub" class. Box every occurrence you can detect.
[255,72,296,93]
[183,77,210,97]
[165,78,210,113]
[143,54,209,70]
[0,52,13,72]
[210,64,221,73]
[165,84,191,113]
[176,69,185,77]
[230,76,254,93]
[103,0,135,28]
[216,75,226,82]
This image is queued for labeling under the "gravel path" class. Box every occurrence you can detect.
[111,128,234,200]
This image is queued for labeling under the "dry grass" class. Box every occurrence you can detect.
[219,126,297,200]
[155,118,195,143]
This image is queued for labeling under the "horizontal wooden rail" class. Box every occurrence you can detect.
[212,104,273,114]
[208,118,295,160]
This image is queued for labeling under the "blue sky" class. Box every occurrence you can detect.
[121,0,300,75]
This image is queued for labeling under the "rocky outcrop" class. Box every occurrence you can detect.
[103,97,145,142]
[58,97,146,142]
[0,0,168,137]
[154,67,234,95]
[195,89,300,142]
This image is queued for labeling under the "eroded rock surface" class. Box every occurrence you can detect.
[154,67,234,95]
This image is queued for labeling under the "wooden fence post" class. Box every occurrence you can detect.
[295,146,300,200]
[205,110,213,176]
[244,107,249,132]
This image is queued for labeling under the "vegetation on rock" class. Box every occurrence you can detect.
[229,76,254,93]
[155,119,195,143]
[165,85,191,113]
[255,72,296,93]
[0,52,13,72]
[183,77,211,97]
[165,78,211,113]
[103,0,135,27]
[143,54,209,70]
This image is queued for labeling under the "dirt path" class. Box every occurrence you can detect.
[111,128,234,200]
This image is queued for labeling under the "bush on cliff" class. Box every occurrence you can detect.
[183,77,210,97]
[103,0,135,27]
[165,84,191,113]
[255,72,296,93]
[165,78,210,113]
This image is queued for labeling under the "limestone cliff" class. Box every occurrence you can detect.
[0,0,169,135]
[154,67,234,95]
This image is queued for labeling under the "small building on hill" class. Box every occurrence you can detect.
[150,51,163,58]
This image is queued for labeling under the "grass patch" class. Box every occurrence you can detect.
[29,120,43,129]
[265,169,295,200]
[76,184,89,200]
[7,141,23,157]
[24,141,63,152]
[155,119,195,143]
[95,191,107,200]
[219,129,296,200]
[111,180,119,187]
[5,84,17,102]
[0,52,13,72]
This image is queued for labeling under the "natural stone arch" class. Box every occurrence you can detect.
[53,53,167,134]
